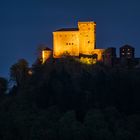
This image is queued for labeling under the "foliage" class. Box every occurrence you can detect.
[10,59,29,86]
[0,77,8,94]
[0,58,140,139]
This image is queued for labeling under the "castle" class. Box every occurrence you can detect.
[42,21,105,63]
[41,21,137,67]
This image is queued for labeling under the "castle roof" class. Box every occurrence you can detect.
[120,44,134,49]
[55,28,79,31]
[43,47,52,51]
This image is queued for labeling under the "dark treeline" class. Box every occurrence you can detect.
[0,57,140,140]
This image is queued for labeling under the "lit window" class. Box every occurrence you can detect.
[28,70,33,75]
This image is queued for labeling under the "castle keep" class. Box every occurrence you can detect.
[53,21,104,61]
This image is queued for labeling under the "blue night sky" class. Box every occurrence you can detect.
[0,0,140,78]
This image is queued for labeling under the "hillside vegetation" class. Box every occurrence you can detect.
[0,58,140,140]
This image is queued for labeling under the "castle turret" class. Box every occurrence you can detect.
[42,47,52,64]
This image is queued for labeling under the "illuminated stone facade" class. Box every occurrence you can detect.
[42,48,52,64]
[53,21,105,61]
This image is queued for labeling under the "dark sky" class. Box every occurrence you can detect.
[1,0,140,78]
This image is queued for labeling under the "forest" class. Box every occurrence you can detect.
[0,57,140,140]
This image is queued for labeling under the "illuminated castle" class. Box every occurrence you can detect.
[42,21,105,64]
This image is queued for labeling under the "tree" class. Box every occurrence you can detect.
[10,59,29,87]
[0,77,8,94]
[84,109,114,140]
[58,111,85,140]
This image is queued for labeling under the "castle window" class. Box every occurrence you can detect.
[69,43,71,45]
[72,43,74,45]
[88,41,90,43]
[66,43,68,45]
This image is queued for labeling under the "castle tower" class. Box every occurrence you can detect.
[120,45,135,59]
[78,21,96,55]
